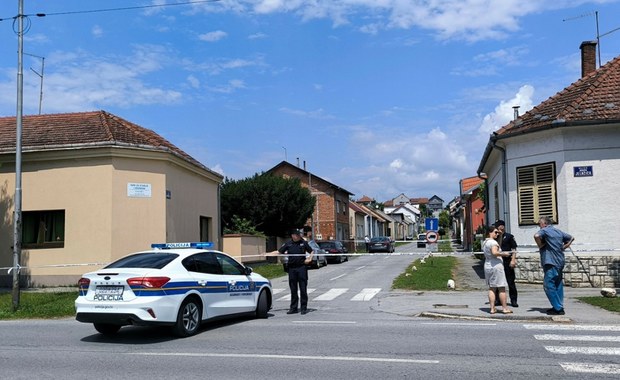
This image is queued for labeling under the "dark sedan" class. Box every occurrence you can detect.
[317,240,349,263]
[368,236,394,253]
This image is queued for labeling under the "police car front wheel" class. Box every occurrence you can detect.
[255,290,269,319]
[173,297,202,337]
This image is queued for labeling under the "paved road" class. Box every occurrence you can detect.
[1,249,619,378]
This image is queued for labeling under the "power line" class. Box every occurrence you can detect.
[1,0,220,21]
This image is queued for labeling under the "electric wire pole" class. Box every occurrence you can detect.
[12,0,25,311]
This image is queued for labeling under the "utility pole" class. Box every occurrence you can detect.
[25,52,45,114]
[12,0,24,311]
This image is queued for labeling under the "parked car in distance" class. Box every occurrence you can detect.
[368,236,394,253]
[317,240,349,263]
[308,240,328,269]
[417,233,427,248]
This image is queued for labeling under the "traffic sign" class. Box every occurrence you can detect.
[425,217,439,232]
[425,230,439,243]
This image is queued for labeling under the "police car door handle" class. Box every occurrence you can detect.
[198,280,207,286]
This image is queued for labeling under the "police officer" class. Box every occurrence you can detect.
[495,220,519,307]
[271,229,314,315]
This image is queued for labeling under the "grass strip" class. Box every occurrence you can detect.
[0,291,77,319]
[392,256,457,290]
[576,296,620,313]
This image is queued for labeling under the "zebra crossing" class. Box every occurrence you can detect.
[524,324,620,375]
[272,287,382,302]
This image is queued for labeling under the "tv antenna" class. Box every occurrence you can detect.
[563,11,601,68]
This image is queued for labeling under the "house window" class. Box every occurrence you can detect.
[22,210,65,249]
[200,216,210,242]
[517,162,557,225]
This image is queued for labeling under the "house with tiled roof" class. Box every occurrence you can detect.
[456,176,485,251]
[266,161,353,242]
[477,41,620,286]
[0,110,223,286]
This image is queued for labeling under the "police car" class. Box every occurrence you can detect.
[75,242,272,337]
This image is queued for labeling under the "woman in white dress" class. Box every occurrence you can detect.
[483,225,513,314]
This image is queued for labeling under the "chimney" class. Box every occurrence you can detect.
[512,105,520,120]
[580,40,597,78]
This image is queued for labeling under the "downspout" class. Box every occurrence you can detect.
[491,137,509,231]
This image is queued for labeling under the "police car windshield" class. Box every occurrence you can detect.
[104,252,179,269]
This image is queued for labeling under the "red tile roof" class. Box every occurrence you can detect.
[409,197,428,205]
[496,55,620,136]
[460,176,484,194]
[0,110,218,175]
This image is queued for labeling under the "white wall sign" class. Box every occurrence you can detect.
[127,183,152,198]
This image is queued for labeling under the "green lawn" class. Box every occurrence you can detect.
[577,296,620,313]
[392,256,457,290]
[0,291,77,319]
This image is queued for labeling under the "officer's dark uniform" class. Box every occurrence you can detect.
[278,235,313,314]
[499,231,518,306]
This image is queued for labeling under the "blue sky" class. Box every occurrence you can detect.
[1,0,620,204]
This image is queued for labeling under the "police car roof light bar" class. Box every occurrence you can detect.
[151,242,214,250]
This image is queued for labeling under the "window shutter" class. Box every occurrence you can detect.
[517,163,557,225]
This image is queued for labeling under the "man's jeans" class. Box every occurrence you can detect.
[543,264,564,310]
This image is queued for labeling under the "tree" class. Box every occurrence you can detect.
[220,173,315,237]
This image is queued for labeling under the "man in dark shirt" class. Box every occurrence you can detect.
[270,229,314,315]
[495,220,519,307]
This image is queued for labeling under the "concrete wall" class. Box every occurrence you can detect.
[222,234,266,264]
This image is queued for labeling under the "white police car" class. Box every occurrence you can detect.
[75,242,272,337]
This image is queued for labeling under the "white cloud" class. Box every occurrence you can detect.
[478,85,535,135]
[187,75,201,89]
[92,25,103,38]
[206,0,565,41]
[0,46,183,114]
[248,32,268,40]
[279,107,335,119]
[207,79,246,93]
[199,30,228,42]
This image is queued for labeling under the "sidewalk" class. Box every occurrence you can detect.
[376,254,620,324]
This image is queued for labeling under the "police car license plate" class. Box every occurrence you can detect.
[94,286,124,300]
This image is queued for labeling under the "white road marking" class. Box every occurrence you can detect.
[354,266,366,271]
[524,324,620,331]
[292,320,357,324]
[422,322,497,326]
[132,352,439,364]
[313,288,348,301]
[535,334,620,342]
[330,273,347,281]
[351,288,381,301]
[272,288,285,295]
[277,288,316,301]
[560,362,620,374]
[545,346,620,355]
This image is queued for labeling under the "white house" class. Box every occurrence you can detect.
[477,42,620,286]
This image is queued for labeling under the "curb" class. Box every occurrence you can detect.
[416,311,573,323]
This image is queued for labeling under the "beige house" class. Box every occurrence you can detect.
[0,111,222,286]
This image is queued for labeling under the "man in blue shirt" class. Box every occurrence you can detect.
[534,216,574,315]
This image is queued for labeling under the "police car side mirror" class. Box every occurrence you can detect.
[244,266,253,275]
